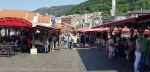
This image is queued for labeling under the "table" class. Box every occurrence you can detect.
[0,44,18,57]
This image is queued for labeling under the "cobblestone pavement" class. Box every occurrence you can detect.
[0,45,149,72]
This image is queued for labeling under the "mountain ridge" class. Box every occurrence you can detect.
[33,4,76,17]
[34,0,150,17]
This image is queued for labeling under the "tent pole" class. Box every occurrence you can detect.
[30,28,37,54]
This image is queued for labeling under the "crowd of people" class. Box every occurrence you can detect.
[106,34,150,72]
[0,29,149,72]
[73,32,150,72]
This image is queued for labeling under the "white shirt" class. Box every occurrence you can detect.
[72,36,78,43]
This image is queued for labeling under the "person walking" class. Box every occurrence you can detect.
[62,34,65,46]
[134,36,142,72]
[72,34,78,50]
[148,43,150,68]
[49,34,54,52]
[43,35,49,52]
[58,33,62,50]
[53,34,57,49]
[140,34,149,68]
[127,38,133,62]
[107,36,115,59]
[114,34,120,56]
[68,34,72,49]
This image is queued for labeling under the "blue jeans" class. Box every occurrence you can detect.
[149,52,150,66]
[64,40,67,45]
[134,51,141,70]
[54,41,57,49]
[140,52,147,67]
[62,40,64,45]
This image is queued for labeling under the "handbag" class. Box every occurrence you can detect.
[109,42,115,48]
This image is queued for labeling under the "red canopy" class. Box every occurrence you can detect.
[113,28,150,34]
[93,17,136,28]
[93,14,150,29]
[136,14,150,21]
[75,27,91,32]
[0,17,32,27]
[36,24,54,30]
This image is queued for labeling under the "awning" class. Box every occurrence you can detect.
[0,17,32,27]
[113,28,150,33]
[93,17,136,28]
[83,28,109,32]
[75,27,91,32]
[93,14,150,29]
[36,24,54,30]
[136,14,150,21]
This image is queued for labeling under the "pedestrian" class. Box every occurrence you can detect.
[49,34,54,52]
[148,43,150,67]
[107,36,115,59]
[72,34,78,50]
[68,34,72,49]
[140,34,149,68]
[114,34,120,56]
[58,33,62,50]
[62,34,65,46]
[124,38,129,62]
[134,36,142,72]
[43,35,49,52]
[53,33,57,49]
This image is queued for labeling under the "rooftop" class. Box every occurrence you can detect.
[0,9,28,18]
[38,15,50,24]
[26,12,37,20]
[131,10,150,14]
[117,13,128,16]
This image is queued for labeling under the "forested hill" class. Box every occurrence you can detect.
[65,0,150,15]
[33,5,76,17]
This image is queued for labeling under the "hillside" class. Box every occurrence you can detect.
[65,0,150,15]
[33,5,76,17]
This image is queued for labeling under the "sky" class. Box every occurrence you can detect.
[0,0,87,11]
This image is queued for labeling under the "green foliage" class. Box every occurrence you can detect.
[33,5,76,17]
[34,0,150,17]
[65,0,150,15]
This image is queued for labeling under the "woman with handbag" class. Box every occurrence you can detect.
[107,36,115,59]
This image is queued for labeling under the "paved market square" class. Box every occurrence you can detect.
[0,45,149,72]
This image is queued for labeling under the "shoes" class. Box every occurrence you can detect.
[134,69,140,72]
[108,57,112,59]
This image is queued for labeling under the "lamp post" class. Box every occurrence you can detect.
[111,0,116,21]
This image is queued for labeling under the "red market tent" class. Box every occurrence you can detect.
[113,28,150,33]
[0,17,32,27]
[36,24,54,30]
[91,28,110,32]
[93,14,150,29]
[75,27,91,32]
[92,17,136,28]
